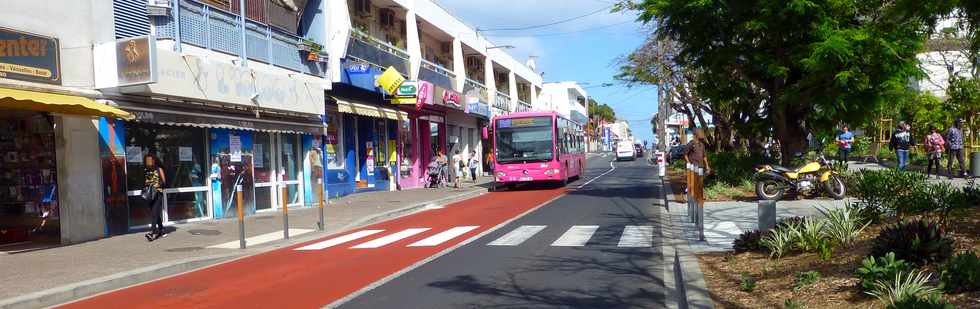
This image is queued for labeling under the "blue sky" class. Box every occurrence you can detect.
[437,0,660,144]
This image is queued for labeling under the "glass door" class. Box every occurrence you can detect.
[278,134,303,208]
[253,132,274,211]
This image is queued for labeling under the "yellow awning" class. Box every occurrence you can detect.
[0,87,133,119]
[335,99,407,121]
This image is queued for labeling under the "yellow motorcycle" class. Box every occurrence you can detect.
[754,155,845,200]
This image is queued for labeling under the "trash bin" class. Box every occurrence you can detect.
[971,151,980,177]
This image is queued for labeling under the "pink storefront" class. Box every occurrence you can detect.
[393,81,448,189]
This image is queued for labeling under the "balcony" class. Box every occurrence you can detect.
[463,78,488,103]
[152,0,324,76]
[419,59,456,91]
[516,100,532,113]
[347,29,411,75]
[494,91,512,112]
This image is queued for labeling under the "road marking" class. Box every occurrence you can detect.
[350,228,430,249]
[551,225,599,247]
[487,225,548,246]
[577,160,616,189]
[618,225,654,247]
[208,229,313,249]
[407,226,480,247]
[294,230,385,251]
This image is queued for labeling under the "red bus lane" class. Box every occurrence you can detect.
[60,187,566,309]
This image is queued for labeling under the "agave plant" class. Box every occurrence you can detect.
[819,205,870,246]
[793,217,828,253]
[867,270,943,307]
[761,225,796,259]
[870,220,954,266]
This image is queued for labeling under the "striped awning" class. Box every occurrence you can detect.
[335,98,407,121]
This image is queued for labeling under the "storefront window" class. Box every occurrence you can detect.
[281,134,301,205]
[124,123,208,226]
[430,122,440,158]
[209,129,255,219]
[253,132,274,211]
[0,110,59,244]
[325,112,343,169]
[399,119,413,178]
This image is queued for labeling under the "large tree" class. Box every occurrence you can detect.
[618,0,926,161]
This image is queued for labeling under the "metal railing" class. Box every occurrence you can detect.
[152,0,324,76]
[516,100,532,113]
[463,78,489,102]
[419,59,456,91]
[347,29,411,74]
[494,91,512,112]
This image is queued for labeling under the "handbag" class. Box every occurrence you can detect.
[141,185,157,201]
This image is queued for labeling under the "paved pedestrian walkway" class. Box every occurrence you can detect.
[848,161,973,189]
[0,179,490,307]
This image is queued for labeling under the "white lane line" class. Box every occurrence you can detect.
[577,160,616,189]
[551,225,600,247]
[208,229,313,249]
[618,225,654,247]
[294,230,385,251]
[350,228,430,249]
[407,226,480,247]
[487,225,547,246]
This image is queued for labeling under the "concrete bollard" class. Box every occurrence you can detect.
[758,199,777,231]
[282,186,289,240]
[236,186,245,249]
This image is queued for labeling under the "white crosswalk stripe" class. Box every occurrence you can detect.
[551,225,600,246]
[618,226,654,247]
[487,225,548,246]
[350,228,430,249]
[294,230,385,251]
[407,226,480,247]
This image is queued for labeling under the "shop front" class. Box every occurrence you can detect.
[390,81,450,189]
[466,92,492,177]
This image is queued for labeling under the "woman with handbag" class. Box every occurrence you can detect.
[143,154,167,241]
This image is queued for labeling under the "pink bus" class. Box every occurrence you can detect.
[491,111,586,190]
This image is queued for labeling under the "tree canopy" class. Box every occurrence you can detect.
[589,98,617,123]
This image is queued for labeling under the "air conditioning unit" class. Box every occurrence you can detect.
[379,8,395,28]
[146,0,171,16]
[354,0,372,16]
[440,42,452,54]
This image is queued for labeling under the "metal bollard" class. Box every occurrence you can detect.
[696,168,705,241]
[236,186,245,249]
[318,178,325,231]
[758,199,777,231]
[282,186,289,239]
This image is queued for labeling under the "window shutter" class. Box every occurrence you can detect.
[114,0,151,39]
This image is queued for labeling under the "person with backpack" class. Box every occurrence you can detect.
[946,118,968,179]
[889,121,915,171]
[924,125,945,179]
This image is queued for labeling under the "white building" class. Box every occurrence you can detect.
[538,82,589,124]
[915,16,974,98]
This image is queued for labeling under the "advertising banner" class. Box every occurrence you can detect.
[376,66,405,95]
[0,27,60,84]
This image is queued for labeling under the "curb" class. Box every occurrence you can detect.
[0,253,240,309]
[0,188,488,309]
[660,176,715,309]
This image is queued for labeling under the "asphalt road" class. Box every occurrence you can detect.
[338,155,666,309]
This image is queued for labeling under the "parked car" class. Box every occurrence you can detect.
[633,143,644,158]
[616,141,636,161]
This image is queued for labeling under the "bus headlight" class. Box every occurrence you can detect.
[496,172,507,177]
[543,169,560,175]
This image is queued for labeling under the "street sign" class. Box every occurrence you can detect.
[656,151,666,177]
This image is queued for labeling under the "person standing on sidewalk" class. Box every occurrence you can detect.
[924,125,946,179]
[452,150,463,188]
[468,150,480,183]
[946,118,968,179]
[889,121,914,171]
[836,125,854,163]
[143,154,167,241]
[682,128,712,193]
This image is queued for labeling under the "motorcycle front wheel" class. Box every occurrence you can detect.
[755,179,785,200]
[824,175,846,199]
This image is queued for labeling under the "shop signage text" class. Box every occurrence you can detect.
[376,66,405,95]
[346,63,370,74]
[115,36,157,86]
[0,27,61,84]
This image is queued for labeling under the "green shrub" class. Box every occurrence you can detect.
[776,216,806,230]
[887,297,956,309]
[939,251,980,292]
[783,299,806,309]
[733,229,765,253]
[851,169,927,217]
[856,252,914,292]
[871,220,954,266]
[867,270,944,308]
[793,217,829,253]
[740,272,757,292]
[707,151,762,187]
[819,206,870,246]
[793,271,820,291]
[762,224,797,259]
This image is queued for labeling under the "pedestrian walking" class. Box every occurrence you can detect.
[467,150,480,183]
[452,150,463,188]
[836,125,854,163]
[946,118,968,179]
[142,154,167,241]
[889,121,914,170]
[436,150,449,186]
[924,125,945,179]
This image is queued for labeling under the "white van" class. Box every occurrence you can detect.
[616,141,636,161]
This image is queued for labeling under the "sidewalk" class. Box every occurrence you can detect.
[0,179,490,308]
[848,161,973,189]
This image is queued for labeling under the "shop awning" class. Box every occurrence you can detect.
[0,87,133,119]
[335,98,407,121]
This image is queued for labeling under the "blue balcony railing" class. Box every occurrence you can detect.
[494,91,512,112]
[463,78,488,103]
[152,0,325,76]
[347,29,410,75]
[516,100,532,113]
[419,59,456,91]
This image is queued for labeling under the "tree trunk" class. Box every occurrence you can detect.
[773,104,809,164]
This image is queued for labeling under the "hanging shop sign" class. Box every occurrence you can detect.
[0,27,61,85]
[115,36,157,86]
[391,80,419,105]
[442,89,462,110]
[376,66,405,95]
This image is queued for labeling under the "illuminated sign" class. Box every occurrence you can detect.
[115,36,157,86]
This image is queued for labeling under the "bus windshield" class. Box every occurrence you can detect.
[495,116,554,163]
